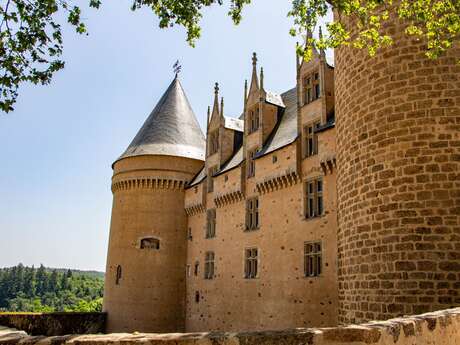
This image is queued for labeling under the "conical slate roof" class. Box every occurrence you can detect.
[116,76,206,163]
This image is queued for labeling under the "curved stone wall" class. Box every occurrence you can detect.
[335,16,460,323]
[103,155,203,333]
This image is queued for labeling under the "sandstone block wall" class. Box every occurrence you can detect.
[1,308,460,345]
[104,155,203,333]
[185,140,338,332]
[335,15,460,324]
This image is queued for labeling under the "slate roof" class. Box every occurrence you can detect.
[186,86,307,187]
[188,166,207,187]
[215,86,298,176]
[224,116,244,132]
[255,87,297,157]
[115,77,206,165]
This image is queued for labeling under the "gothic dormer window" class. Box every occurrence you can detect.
[209,130,219,155]
[248,108,259,134]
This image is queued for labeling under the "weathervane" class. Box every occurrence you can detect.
[173,60,182,75]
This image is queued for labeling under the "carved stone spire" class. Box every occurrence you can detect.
[244,79,248,104]
[260,67,264,91]
[212,82,220,116]
[220,97,224,118]
[250,52,259,91]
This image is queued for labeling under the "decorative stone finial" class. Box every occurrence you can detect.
[250,53,259,90]
[213,82,220,115]
[260,67,264,90]
[244,79,248,103]
[220,97,224,117]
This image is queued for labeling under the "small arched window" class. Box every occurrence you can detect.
[140,237,160,250]
[115,265,122,285]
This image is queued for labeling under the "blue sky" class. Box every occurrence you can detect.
[0,0,332,271]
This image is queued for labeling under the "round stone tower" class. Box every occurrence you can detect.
[103,76,205,333]
[335,16,460,324]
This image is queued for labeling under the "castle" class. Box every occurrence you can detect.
[103,21,460,333]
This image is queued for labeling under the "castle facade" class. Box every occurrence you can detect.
[103,23,460,333]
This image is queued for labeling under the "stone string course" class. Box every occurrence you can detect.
[1,308,460,345]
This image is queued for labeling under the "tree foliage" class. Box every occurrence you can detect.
[0,264,104,312]
[0,0,100,113]
[1,0,458,113]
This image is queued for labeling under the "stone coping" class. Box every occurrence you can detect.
[0,308,459,344]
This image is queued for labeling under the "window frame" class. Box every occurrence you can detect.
[247,148,258,178]
[304,121,320,158]
[206,209,216,239]
[204,251,215,280]
[248,107,260,134]
[245,197,259,231]
[305,177,324,219]
[207,165,218,193]
[209,130,219,155]
[244,247,259,279]
[115,265,122,285]
[194,261,199,276]
[139,237,160,250]
[304,241,322,277]
[303,71,321,105]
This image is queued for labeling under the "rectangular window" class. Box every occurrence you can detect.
[247,148,257,178]
[204,251,215,279]
[305,178,324,219]
[248,108,259,134]
[303,77,312,105]
[245,197,259,230]
[304,121,320,158]
[304,242,322,277]
[209,130,219,155]
[194,261,199,276]
[244,248,258,279]
[206,209,216,238]
[304,72,321,104]
[207,165,218,193]
[313,72,320,100]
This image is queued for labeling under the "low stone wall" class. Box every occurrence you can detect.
[0,312,106,336]
[0,308,459,344]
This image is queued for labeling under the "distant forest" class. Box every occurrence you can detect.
[0,264,104,312]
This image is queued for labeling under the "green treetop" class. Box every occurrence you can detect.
[1,0,458,112]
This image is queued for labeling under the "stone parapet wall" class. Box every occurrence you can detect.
[1,308,459,344]
[0,312,106,336]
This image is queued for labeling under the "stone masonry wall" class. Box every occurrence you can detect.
[335,13,460,324]
[0,313,106,336]
[1,308,460,345]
